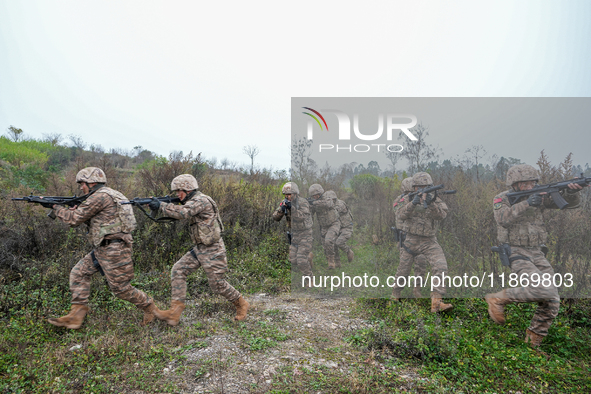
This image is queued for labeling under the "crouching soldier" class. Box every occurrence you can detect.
[394,172,452,312]
[485,164,584,348]
[273,182,314,284]
[324,191,354,267]
[47,167,162,329]
[148,174,249,325]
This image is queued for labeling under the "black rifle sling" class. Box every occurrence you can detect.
[90,250,105,276]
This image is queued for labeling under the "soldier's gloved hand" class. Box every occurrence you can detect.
[412,194,421,206]
[527,194,542,207]
[285,200,291,210]
[148,197,161,211]
[425,192,436,205]
[280,202,287,213]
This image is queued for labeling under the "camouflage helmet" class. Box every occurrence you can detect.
[308,184,324,197]
[171,174,199,191]
[506,164,539,186]
[281,182,299,195]
[401,177,414,193]
[76,167,107,184]
[325,190,337,202]
[412,172,433,187]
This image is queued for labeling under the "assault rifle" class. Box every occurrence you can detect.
[506,174,591,210]
[12,194,90,219]
[12,194,89,208]
[407,184,456,209]
[122,196,181,222]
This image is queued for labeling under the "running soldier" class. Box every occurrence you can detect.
[148,174,249,325]
[392,177,428,299]
[272,182,314,283]
[47,167,162,329]
[485,164,583,348]
[308,184,341,269]
[394,172,453,312]
[324,190,354,267]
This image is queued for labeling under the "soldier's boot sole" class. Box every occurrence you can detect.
[485,290,509,325]
[156,300,185,326]
[48,304,89,330]
[233,296,249,321]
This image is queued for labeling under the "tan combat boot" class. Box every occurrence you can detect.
[347,248,354,263]
[485,290,510,325]
[233,296,249,321]
[327,256,336,269]
[140,302,164,326]
[524,329,544,348]
[48,304,89,329]
[334,253,342,268]
[156,300,185,326]
[431,294,453,313]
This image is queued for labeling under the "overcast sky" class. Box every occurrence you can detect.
[1,1,591,172]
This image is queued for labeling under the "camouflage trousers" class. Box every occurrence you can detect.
[334,224,353,265]
[320,221,341,260]
[395,234,448,295]
[70,239,152,308]
[171,239,241,303]
[504,246,560,337]
[290,228,313,276]
[394,249,428,288]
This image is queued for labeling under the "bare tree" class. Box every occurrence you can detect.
[465,144,487,182]
[291,136,315,186]
[68,134,87,150]
[399,123,440,174]
[242,145,260,173]
[5,126,24,142]
[384,149,401,174]
[42,132,63,146]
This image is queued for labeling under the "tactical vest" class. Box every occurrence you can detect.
[314,194,339,226]
[400,199,445,237]
[90,187,137,247]
[494,191,547,247]
[188,192,224,246]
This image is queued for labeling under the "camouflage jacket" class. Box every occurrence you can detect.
[272,196,313,232]
[310,194,339,227]
[160,191,223,246]
[334,199,353,229]
[53,186,136,247]
[396,195,448,237]
[493,189,581,247]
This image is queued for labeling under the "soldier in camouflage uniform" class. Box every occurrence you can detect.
[392,177,429,299]
[394,172,453,312]
[308,184,341,269]
[324,191,354,267]
[47,167,162,329]
[485,164,583,348]
[148,174,249,325]
[272,182,314,284]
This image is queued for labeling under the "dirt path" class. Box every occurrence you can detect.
[156,293,422,393]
